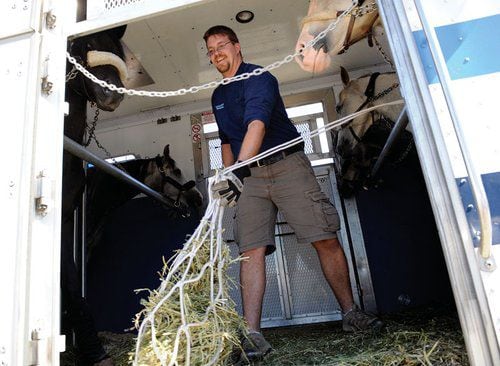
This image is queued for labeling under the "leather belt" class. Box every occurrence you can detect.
[249,143,304,168]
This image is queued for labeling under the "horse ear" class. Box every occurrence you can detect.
[109,25,127,40]
[340,66,350,86]
[163,144,170,158]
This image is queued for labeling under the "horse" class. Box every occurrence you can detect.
[62,25,129,366]
[333,66,415,197]
[295,0,382,73]
[85,144,204,255]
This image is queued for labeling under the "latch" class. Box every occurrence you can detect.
[35,171,51,216]
[30,328,47,365]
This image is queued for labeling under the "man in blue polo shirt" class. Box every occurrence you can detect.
[204,25,383,363]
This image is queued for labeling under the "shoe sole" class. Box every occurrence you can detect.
[343,319,384,332]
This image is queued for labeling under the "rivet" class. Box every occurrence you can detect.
[463,57,470,63]
[466,204,474,212]
[459,178,467,186]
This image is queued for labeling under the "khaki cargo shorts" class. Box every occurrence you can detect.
[234,151,340,255]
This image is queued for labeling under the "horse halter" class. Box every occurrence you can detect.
[342,72,400,143]
[155,156,196,208]
[300,0,379,54]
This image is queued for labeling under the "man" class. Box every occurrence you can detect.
[204,25,383,362]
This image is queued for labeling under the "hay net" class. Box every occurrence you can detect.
[131,101,403,366]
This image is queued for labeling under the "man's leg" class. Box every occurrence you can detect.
[240,246,267,331]
[312,237,383,332]
[312,237,353,312]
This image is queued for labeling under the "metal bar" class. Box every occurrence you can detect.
[413,0,493,265]
[370,106,408,178]
[63,136,179,210]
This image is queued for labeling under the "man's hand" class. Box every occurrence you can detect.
[212,165,250,207]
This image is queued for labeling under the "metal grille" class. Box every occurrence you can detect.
[208,137,223,171]
[294,121,315,154]
[104,0,144,10]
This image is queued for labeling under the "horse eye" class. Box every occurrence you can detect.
[336,104,343,114]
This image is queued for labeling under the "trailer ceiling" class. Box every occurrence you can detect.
[88,0,388,121]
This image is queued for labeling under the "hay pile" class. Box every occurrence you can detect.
[62,303,467,365]
[131,224,246,365]
[261,306,467,365]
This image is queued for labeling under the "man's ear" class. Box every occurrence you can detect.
[235,42,241,54]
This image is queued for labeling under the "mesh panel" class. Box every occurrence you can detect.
[281,234,340,316]
[104,0,144,10]
[224,208,285,320]
[294,122,315,154]
[208,137,223,171]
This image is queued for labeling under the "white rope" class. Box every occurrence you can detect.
[66,1,360,98]
[133,99,404,365]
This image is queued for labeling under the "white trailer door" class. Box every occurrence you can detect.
[0,0,68,365]
[378,0,500,365]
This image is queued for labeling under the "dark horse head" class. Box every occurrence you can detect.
[85,144,204,255]
[61,25,129,365]
[63,25,128,218]
[334,67,413,197]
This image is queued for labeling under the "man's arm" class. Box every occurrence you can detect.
[238,120,266,161]
[221,143,235,168]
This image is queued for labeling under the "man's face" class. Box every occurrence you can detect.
[206,34,242,78]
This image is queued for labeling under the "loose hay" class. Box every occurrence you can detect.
[86,306,467,366]
[260,306,468,366]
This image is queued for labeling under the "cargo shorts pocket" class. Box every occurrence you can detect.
[306,190,340,232]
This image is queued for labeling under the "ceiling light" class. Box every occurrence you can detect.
[236,10,254,23]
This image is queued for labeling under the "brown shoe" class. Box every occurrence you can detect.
[342,304,383,332]
[240,331,272,362]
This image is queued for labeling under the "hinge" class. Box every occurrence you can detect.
[35,170,51,216]
[45,10,57,29]
[41,76,53,95]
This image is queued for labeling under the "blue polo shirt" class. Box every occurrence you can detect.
[211,62,300,159]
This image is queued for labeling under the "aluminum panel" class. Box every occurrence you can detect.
[280,234,340,317]
[0,0,34,39]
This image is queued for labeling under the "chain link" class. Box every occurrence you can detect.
[66,1,360,99]
[372,34,395,70]
[65,65,79,82]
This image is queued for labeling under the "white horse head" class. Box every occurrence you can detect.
[295,0,381,73]
[334,67,412,197]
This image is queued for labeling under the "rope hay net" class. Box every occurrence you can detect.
[132,178,246,365]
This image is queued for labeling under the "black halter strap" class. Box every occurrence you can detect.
[347,72,381,142]
[155,156,196,207]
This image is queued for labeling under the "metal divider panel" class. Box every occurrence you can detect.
[223,206,285,321]
[277,217,340,318]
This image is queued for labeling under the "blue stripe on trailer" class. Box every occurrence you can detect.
[413,14,500,84]
[457,172,500,247]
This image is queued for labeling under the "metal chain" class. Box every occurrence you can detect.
[65,1,359,98]
[372,34,395,70]
[351,1,378,17]
[84,104,128,172]
[368,82,400,103]
[84,105,99,147]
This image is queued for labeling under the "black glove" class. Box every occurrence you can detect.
[211,165,251,207]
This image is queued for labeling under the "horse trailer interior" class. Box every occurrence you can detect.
[1,0,499,365]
